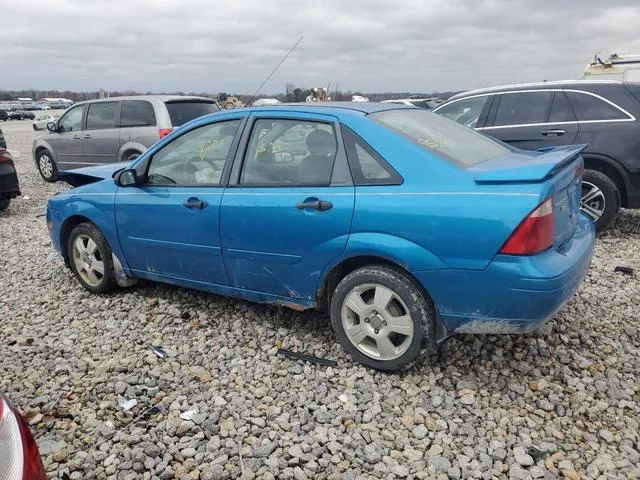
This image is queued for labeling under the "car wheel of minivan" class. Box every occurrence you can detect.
[124,151,141,162]
[36,150,57,182]
[67,223,118,294]
[330,265,435,371]
[581,169,620,232]
[0,198,9,211]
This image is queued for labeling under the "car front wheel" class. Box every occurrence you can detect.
[581,169,620,232]
[67,223,118,293]
[330,265,435,371]
[36,150,57,182]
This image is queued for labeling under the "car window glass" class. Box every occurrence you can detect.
[565,91,628,121]
[121,100,156,127]
[370,109,510,167]
[548,92,576,123]
[165,101,220,126]
[86,102,120,130]
[494,91,553,126]
[341,126,401,185]
[146,119,240,186]
[240,118,338,186]
[58,106,84,132]
[435,96,488,128]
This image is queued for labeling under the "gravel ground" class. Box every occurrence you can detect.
[1,119,639,480]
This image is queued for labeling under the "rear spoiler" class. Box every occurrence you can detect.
[470,144,587,184]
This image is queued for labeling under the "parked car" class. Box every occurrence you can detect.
[433,80,640,231]
[381,98,442,110]
[0,392,47,479]
[46,103,595,371]
[8,111,35,120]
[33,114,59,131]
[0,129,21,211]
[0,109,8,121]
[33,95,220,182]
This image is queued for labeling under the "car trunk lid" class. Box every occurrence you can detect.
[470,144,586,250]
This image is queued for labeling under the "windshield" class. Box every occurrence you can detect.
[165,101,220,126]
[369,109,510,167]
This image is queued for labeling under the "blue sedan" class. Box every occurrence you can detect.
[46,103,595,371]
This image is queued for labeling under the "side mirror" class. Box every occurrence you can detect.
[46,122,57,132]
[115,169,140,187]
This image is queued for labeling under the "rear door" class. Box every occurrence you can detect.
[83,101,122,164]
[220,112,355,301]
[119,99,159,153]
[480,90,578,150]
[49,104,86,169]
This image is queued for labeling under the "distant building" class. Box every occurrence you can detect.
[17,97,33,102]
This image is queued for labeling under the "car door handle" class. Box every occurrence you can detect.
[296,200,333,211]
[83,134,92,139]
[542,129,565,136]
[182,199,208,209]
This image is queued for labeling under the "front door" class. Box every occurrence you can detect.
[479,91,578,150]
[83,101,122,164]
[50,104,86,169]
[115,118,244,285]
[220,114,355,301]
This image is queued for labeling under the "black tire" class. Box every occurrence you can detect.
[124,151,141,162]
[67,223,118,294]
[36,149,57,182]
[33,124,38,131]
[0,198,9,211]
[581,169,620,232]
[330,265,436,371]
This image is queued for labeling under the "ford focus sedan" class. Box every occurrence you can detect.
[46,103,595,371]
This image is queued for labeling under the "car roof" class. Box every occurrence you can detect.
[448,79,625,101]
[225,102,411,116]
[73,94,216,106]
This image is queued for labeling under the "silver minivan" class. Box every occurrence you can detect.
[32,95,220,182]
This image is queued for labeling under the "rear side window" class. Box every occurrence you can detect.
[494,91,553,126]
[165,101,220,126]
[120,100,156,127]
[548,92,576,123]
[565,91,629,121]
[370,109,510,167]
[435,96,489,128]
[85,102,120,130]
[341,126,402,185]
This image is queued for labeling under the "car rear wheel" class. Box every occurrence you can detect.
[581,169,620,232]
[67,223,118,293]
[36,150,57,182]
[330,265,435,371]
[0,198,9,211]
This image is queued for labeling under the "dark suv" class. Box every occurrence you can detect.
[434,80,640,231]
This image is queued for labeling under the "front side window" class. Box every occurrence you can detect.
[58,105,85,132]
[121,100,156,127]
[146,120,240,186]
[370,109,509,167]
[565,91,629,121]
[434,96,488,128]
[493,91,553,126]
[86,102,120,130]
[240,119,338,185]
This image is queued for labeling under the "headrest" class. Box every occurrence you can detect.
[306,129,335,156]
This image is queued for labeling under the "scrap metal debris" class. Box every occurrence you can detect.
[614,266,634,275]
[277,348,338,367]
[151,346,166,359]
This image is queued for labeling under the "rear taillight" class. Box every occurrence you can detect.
[0,150,12,163]
[159,128,173,139]
[0,395,47,480]
[500,198,554,255]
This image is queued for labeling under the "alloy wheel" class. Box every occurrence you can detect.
[340,283,414,361]
[71,234,105,287]
[581,181,606,221]
[38,154,53,179]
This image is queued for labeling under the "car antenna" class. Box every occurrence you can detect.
[246,35,304,106]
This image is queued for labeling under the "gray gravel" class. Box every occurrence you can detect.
[1,119,639,479]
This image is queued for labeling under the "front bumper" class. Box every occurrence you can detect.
[415,214,596,335]
[0,161,20,199]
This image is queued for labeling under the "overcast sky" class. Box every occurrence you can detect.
[2,0,640,94]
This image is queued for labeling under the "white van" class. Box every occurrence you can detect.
[583,53,640,82]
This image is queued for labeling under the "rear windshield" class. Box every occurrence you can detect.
[369,109,510,167]
[165,101,220,126]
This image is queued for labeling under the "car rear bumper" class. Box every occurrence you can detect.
[0,161,21,198]
[415,213,596,335]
